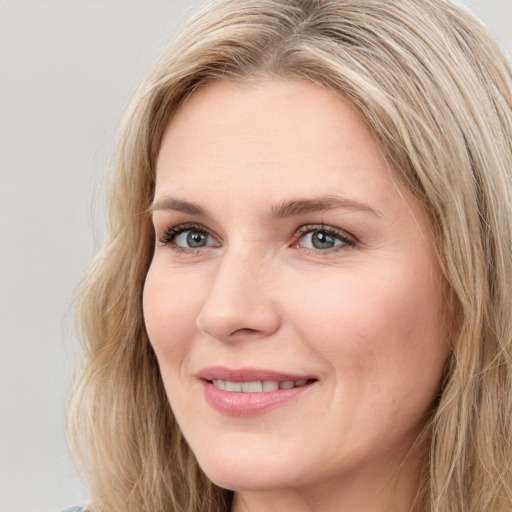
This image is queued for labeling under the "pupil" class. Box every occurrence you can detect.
[312,231,334,249]
[187,231,206,247]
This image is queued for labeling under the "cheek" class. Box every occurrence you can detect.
[142,263,202,363]
[285,261,449,398]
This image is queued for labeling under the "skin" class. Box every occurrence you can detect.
[143,79,451,512]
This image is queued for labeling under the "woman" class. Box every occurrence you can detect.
[67,0,512,511]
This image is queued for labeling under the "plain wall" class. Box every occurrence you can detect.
[0,1,510,511]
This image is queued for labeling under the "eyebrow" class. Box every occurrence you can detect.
[150,194,380,218]
[270,195,380,218]
[150,197,207,216]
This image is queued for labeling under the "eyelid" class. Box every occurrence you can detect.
[156,221,355,255]
[157,222,220,249]
[291,224,356,251]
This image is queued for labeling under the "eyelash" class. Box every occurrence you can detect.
[293,224,355,253]
[157,222,355,255]
[157,223,212,253]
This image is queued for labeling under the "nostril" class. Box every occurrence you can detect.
[229,327,259,337]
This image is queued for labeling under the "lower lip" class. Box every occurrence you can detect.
[201,380,315,416]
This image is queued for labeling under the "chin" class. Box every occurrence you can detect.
[193,445,304,492]
[203,466,292,493]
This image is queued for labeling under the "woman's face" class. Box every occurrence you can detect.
[144,79,450,508]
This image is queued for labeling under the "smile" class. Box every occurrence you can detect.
[211,379,310,392]
[196,367,317,416]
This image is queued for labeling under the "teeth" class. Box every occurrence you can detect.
[241,381,263,392]
[211,379,310,392]
[262,381,279,392]
[212,379,226,390]
[225,381,242,392]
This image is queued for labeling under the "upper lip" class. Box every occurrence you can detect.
[196,366,317,383]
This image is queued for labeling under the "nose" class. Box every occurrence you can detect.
[196,249,281,342]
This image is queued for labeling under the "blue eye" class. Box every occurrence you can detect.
[159,223,354,254]
[296,226,354,251]
[175,230,211,248]
[300,231,341,250]
[159,224,218,250]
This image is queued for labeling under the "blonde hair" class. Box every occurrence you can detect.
[67,1,512,511]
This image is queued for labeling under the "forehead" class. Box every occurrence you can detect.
[155,79,399,207]
[158,79,382,159]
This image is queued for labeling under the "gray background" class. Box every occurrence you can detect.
[0,1,510,511]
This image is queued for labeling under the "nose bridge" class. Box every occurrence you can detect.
[210,244,260,299]
[196,241,280,341]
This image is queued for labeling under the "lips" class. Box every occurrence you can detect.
[196,366,317,416]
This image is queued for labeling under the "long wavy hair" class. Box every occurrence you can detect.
[67,1,512,511]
